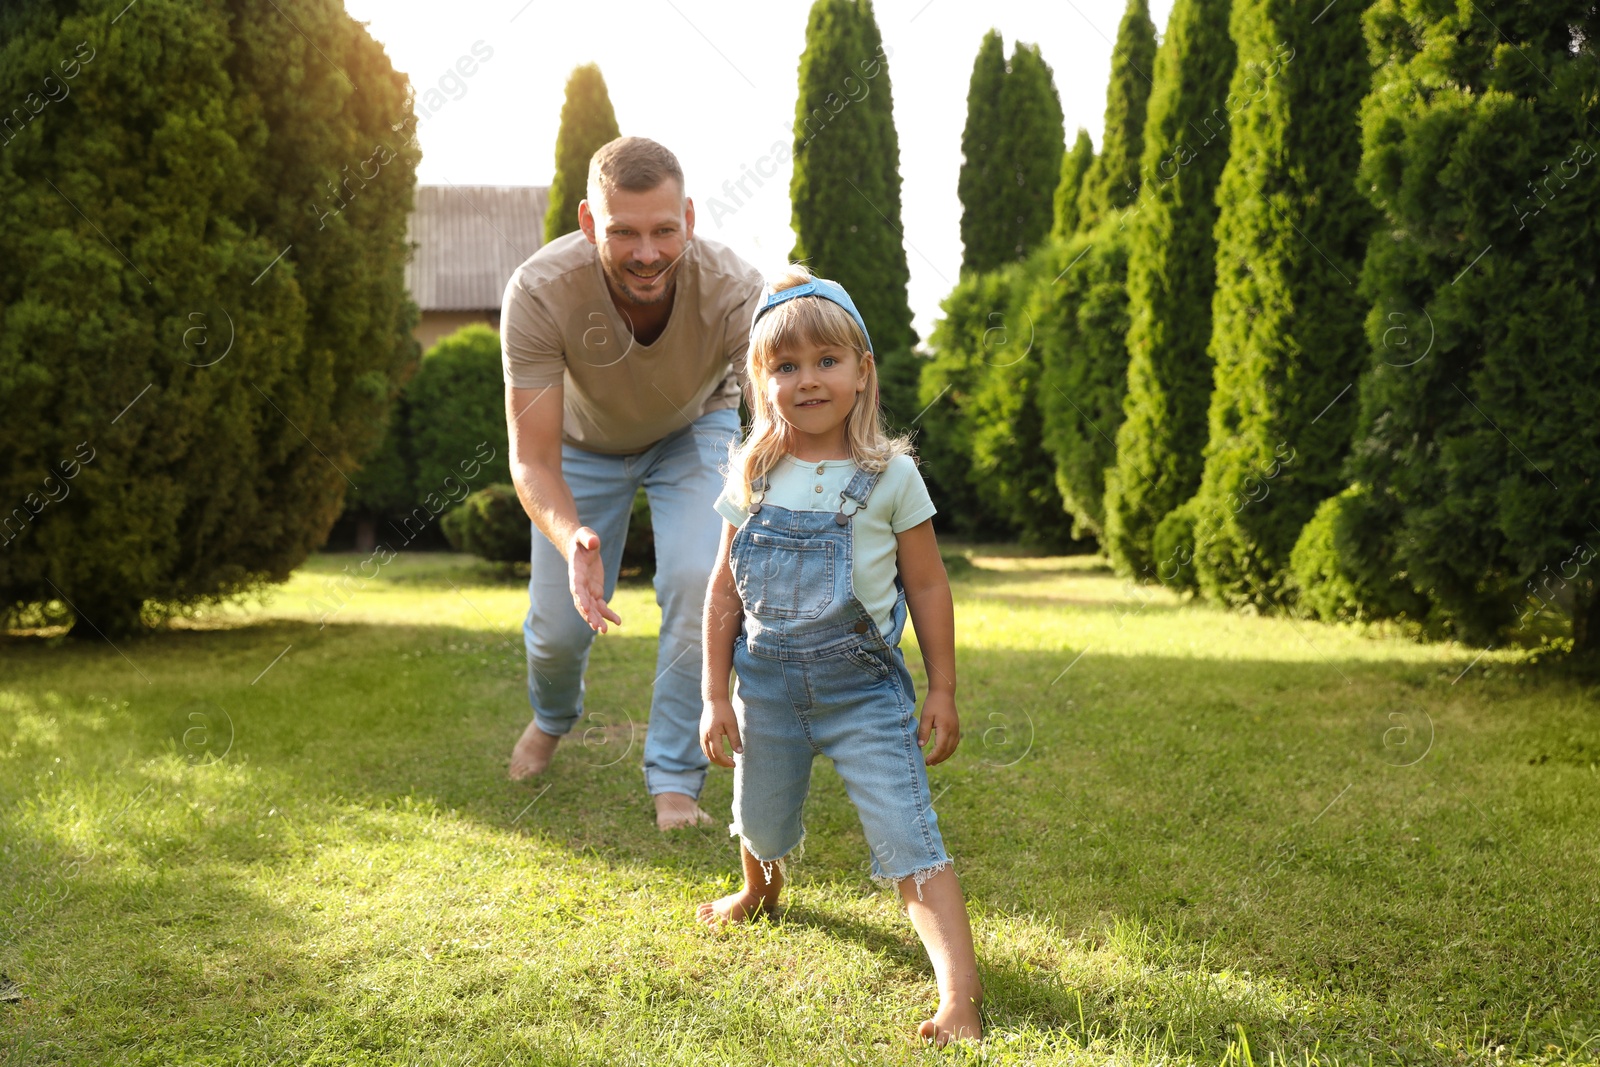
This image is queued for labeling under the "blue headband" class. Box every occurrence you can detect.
[748,278,874,356]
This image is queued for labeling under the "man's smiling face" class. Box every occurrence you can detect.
[579,180,696,308]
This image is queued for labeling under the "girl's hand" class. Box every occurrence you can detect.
[700,697,742,768]
[918,691,960,765]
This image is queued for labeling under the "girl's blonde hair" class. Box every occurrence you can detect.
[727,264,913,507]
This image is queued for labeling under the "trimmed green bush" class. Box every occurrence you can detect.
[623,488,655,575]
[1287,493,1358,622]
[345,397,416,520]
[1152,498,1201,596]
[873,345,923,438]
[1288,484,1428,625]
[339,323,508,546]
[405,325,511,498]
[966,252,1073,550]
[445,485,654,574]
[0,0,418,635]
[1035,222,1133,540]
[543,64,620,243]
[443,484,527,565]
[917,272,1018,540]
[1335,0,1600,652]
[1187,0,1373,608]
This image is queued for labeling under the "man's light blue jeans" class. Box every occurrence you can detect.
[523,406,739,799]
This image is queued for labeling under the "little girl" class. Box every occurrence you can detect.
[696,266,982,1046]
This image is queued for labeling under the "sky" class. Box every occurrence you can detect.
[340,0,1177,342]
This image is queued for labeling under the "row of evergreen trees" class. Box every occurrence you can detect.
[519,0,1598,654]
[917,0,1598,653]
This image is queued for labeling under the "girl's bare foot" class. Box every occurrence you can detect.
[508,721,561,780]
[654,791,717,830]
[699,844,786,925]
[695,889,783,925]
[899,868,983,1047]
[918,990,983,1047]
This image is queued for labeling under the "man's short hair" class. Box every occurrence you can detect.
[587,137,684,202]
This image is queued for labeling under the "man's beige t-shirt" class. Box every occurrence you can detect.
[500,232,765,455]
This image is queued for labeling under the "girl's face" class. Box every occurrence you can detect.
[762,339,870,453]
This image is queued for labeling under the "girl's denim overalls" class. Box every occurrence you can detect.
[727,464,951,894]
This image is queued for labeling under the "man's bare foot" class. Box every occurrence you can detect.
[508,721,561,780]
[918,990,983,1047]
[695,889,784,926]
[654,791,716,831]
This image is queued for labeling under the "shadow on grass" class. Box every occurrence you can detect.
[958,590,1193,617]
[0,767,349,1063]
[770,902,1312,1057]
[294,551,660,594]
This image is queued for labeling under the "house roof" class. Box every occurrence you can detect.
[405,185,551,312]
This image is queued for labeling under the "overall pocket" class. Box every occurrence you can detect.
[733,531,836,619]
[844,645,891,680]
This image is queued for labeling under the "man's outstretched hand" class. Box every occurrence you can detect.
[568,526,622,633]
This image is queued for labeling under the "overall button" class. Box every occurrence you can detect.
[852,621,869,633]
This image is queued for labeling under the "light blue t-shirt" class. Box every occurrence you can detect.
[714,453,937,636]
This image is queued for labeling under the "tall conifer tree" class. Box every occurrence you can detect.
[994,43,1065,266]
[790,0,915,363]
[1102,0,1236,578]
[1036,0,1156,539]
[543,64,620,243]
[957,30,1008,273]
[1052,129,1094,239]
[959,36,1066,275]
[1184,0,1372,606]
[1034,228,1134,539]
[938,35,1068,541]
[1295,0,1600,651]
[1076,0,1157,228]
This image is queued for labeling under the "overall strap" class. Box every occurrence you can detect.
[748,474,769,514]
[833,466,884,526]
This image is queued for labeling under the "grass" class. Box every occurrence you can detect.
[2,548,1598,1066]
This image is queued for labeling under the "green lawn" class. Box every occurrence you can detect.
[2,550,1597,1066]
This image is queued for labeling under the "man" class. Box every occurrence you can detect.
[500,136,764,830]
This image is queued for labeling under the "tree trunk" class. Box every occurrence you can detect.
[68,595,144,640]
[1572,586,1600,657]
